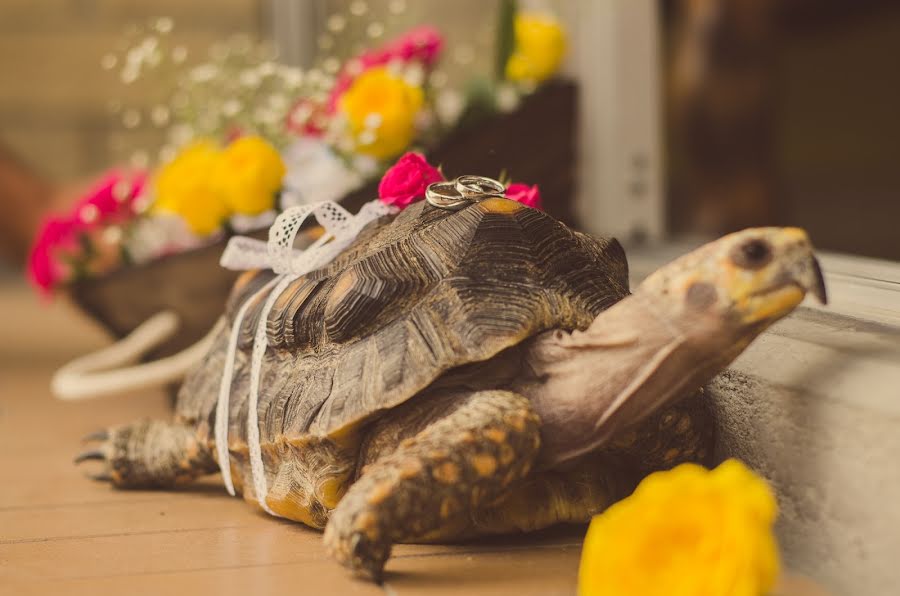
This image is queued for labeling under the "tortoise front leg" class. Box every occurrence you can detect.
[76,419,217,488]
[323,390,542,580]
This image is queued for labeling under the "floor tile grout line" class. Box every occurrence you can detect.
[0,495,170,512]
[48,556,330,582]
[0,523,252,545]
[30,542,583,583]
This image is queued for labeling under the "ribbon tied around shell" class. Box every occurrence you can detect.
[215,198,396,507]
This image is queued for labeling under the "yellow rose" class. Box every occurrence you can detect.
[505,12,567,84]
[210,136,286,216]
[578,459,780,596]
[338,66,424,161]
[153,141,231,236]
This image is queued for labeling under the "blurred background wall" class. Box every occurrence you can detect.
[663,0,900,260]
[0,0,264,182]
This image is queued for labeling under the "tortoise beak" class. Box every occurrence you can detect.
[797,255,828,305]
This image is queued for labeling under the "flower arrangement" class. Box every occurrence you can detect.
[28,7,565,295]
[578,459,781,596]
[28,134,287,293]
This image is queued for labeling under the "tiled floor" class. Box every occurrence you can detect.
[0,284,584,595]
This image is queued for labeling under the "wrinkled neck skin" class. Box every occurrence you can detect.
[513,289,766,467]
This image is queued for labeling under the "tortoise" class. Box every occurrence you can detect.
[77,195,826,579]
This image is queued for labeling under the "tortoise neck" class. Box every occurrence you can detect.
[516,292,708,466]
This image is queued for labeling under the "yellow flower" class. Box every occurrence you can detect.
[338,66,424,161]
[578,459,780,596]
[153,141,231,236]
[505,12,567,84]
[210,135,286,216]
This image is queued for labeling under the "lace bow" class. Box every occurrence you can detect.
[213,199,397,505]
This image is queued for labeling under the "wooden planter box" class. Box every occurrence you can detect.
[68,80,578,359]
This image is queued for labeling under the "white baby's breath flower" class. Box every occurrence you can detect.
[190,64,219,83]
[495,83,521,113]
[171,45,188,64]
[258,61,276,77]
[280,138,365,208]
[240,69,261,88]
[222,99,243,117]
[402,63,425,87]
[125,213,206,265]
[436,89,465,126]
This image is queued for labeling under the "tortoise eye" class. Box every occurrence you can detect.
[731,239,773,270]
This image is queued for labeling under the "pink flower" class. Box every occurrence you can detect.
[27,215,81,293]
[74,169,147,226]
[378,152,444,209]
[505,183,542,210]
[381,26,443,66]
[26,169,147,294]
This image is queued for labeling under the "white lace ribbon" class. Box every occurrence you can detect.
[213,199,397,506]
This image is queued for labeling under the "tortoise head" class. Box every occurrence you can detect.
[524,228,827,466]
[637,227,826,329]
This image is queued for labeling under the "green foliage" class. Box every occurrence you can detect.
[495,0,518,81]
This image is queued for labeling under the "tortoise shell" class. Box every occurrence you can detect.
[176,198,630,447]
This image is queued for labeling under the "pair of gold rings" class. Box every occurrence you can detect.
[425,175,506,211]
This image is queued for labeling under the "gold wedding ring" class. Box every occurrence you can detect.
[455,175,505,200]
[425,181,471,210]
[426,175,508,211]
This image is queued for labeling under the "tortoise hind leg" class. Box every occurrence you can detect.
[76,419,217,488]
[323,390,542,580]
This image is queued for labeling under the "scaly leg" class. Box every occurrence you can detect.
[323,390,542,580]
[467,390,715,537]
[76,419,217,488]
[465,459,632,536]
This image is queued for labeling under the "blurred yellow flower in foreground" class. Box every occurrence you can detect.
[153,141,230,236]
[578,459,780,596]
[506,12,567,84]
[153,136,285,235]
[339,66,424,161]
[211,136,286,216]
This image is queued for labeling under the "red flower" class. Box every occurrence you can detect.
[505,182,542,210]
[378,152,444,209]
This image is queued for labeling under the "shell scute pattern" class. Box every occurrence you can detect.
[178,199,629,448]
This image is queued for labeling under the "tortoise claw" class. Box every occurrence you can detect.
[75,446,113,483]
[82,430,109,443]
[74,450,106,464]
